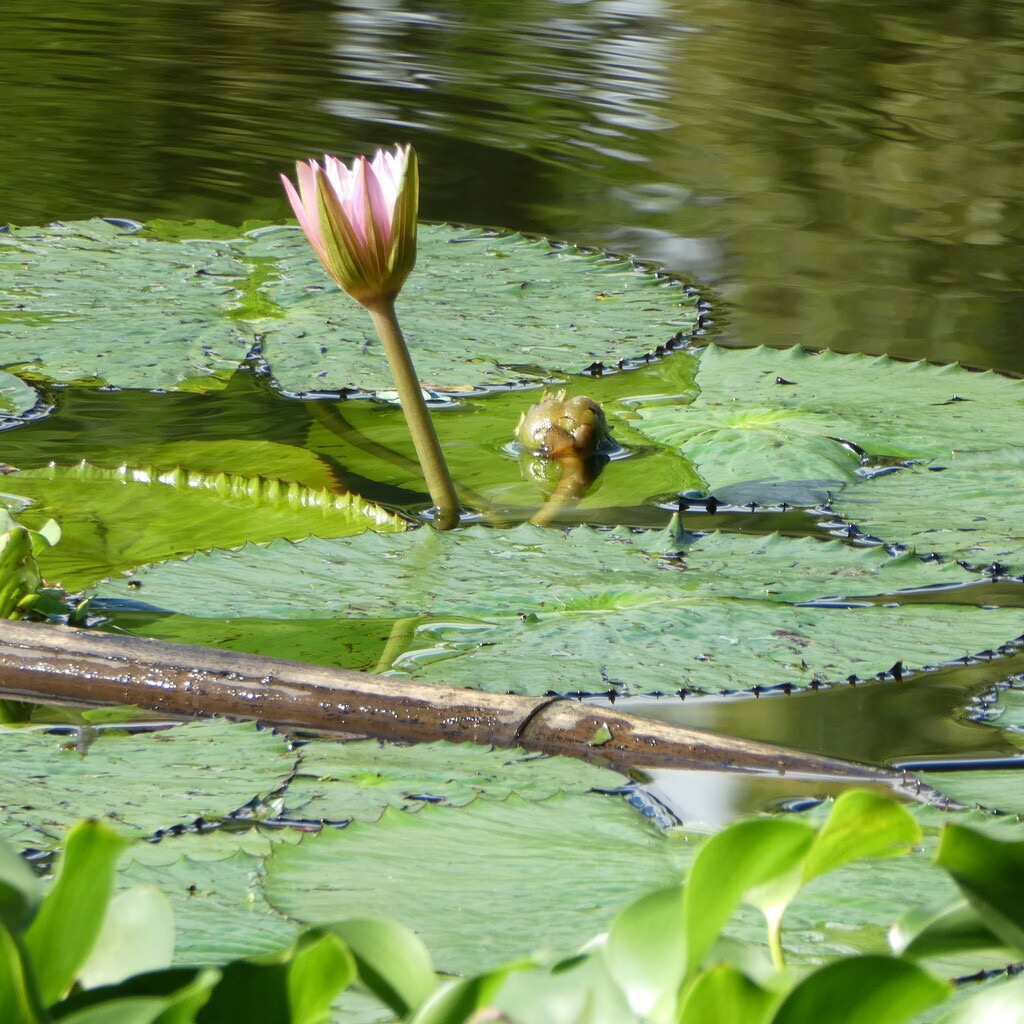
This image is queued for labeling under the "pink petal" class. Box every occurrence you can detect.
[364,157,393,242]
[346,156,372,247]
[282,164,325,257]
[322,155,353,207]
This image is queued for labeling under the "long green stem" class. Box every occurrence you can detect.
[363,297,461,530]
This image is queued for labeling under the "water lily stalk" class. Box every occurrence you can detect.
[282,145,460,529]
[363,295,460,529]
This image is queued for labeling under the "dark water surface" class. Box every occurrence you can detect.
[3,0,1023,374]
[2,0,1023,777]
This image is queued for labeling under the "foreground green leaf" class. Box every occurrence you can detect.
[936,824,1024,952]
[683,819,813,975]
[24,819,126,1006]
[769,955,950,1024]
[676,964,779,1024]
[325,918,435,1018]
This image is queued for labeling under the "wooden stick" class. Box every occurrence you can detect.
[0,620,911,788]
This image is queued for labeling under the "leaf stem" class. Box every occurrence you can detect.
[766,911,787,972]
[363,298,461,530]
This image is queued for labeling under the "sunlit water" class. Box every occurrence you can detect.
[2,0,1024,809]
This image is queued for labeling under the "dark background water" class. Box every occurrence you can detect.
[3,0,1023,374]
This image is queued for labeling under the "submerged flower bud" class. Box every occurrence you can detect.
[281,144,418,306]
[516,390,610,459]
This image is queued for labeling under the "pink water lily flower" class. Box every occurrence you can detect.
[281,144,418,307]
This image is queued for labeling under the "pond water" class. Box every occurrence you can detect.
[2,0,1024,793]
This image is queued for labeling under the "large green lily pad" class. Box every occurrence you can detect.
[0,719,295,850]
[628,346,1024,505]
[0,219,255,390]
[0,369,41,426]
[284,738,625,824]
[118,839,300,965]
[93,526,1024,695]
[263,793,694,975]
[0,219,700,395]
[833,447,1024,574]
[249,224,700,396]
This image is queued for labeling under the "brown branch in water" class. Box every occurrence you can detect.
[0,619,915,791]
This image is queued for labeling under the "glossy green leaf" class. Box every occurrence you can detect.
[190,931,352,1024]
[57,997,178,1024]
[0,220,700,395]
[890,899,1009,960]
[325,917,435,1017]
[407,965,522,1024]
[800,790,921,884]
[3,460,403,589]
[0,836,41,933]
[24,819,126,1006]
[676,963,779,1024]
[495,953,636,1024]
[286,930,357,1024]
[769,956,950,1024]
[0,510,56,619]
[936,824,1024,951]
[77,885,175,990]
[683,819,813,975]
[0,920,45,1024]
[53,967,220,1024]
[93,526,1024,696]
[603,885,685,1020]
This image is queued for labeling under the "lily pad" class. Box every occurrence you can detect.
[0,460,404,589]
[0,719,295,850]
[118,840,300,965]
[283,738,626,824]
[833,447,1024,574]
[93,526,1024,695]
[0,219,255,390]
[923,769,1024,815]
[979,685,1024,735]
[262,794,1024,979]
[0,219,701,395]
[263,793,694,975]
[0,369,42,426]
[249,224,700,396]
[629,346,1024,505]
